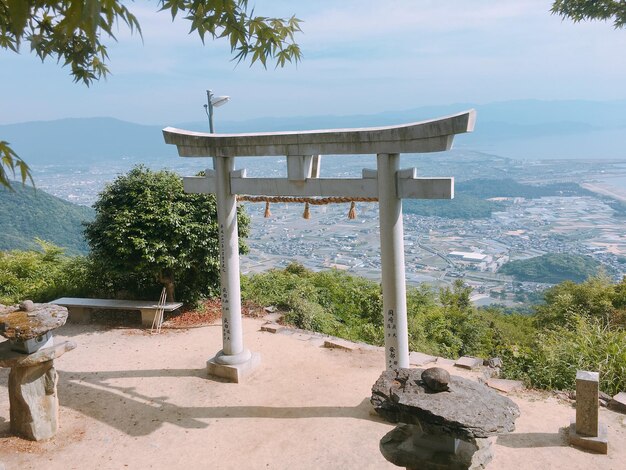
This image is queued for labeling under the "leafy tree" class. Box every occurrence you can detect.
[552,0,626,28]
[84,166,250,304]
[0,0,302,188]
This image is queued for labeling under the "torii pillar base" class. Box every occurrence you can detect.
[207,350,261,383]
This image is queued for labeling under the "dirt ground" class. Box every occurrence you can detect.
[0,318,625,470]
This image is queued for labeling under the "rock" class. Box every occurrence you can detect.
[486,378,525,394]
[19,300,35,312]
[380,424,494,470]
[409,351,437,366]
[323,338,358,351]
[608,392,626,413]
[260,322,283,333]
[436,357,456,366]
[487,357,502,368]
[599,391,611,407]
[455,356,483,370]
[371,368,520,440]
[421,367,450,392]
[0,303,68,341]
[9,361,59,441]
[481,367,500,381]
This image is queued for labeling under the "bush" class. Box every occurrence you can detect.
[535,275,626,329]
[283,293,341,334]
[243,265,625,396]
[501,315,626,395]
[243,265,522,359]
[84,166,249,305]
[0,241,90,304]
[241,265,312,308]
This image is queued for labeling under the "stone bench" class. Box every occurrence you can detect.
[51,297,183,327]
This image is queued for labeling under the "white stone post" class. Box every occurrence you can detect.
[377,153,410,370]
[208,158,259,382]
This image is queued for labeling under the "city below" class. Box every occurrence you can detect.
[31,149,626,308]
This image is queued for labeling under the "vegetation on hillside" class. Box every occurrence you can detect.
[501,275,626,395]
[244,264,626,395]
[0,183,94,255]
[242,264,535,358]
[0,241,90,304]
[500,253,603,284]
[2,243,624,395]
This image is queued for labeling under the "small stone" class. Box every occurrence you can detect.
[20,300,35,312]
[436,357,456,366]
[323,338,358,351]
[599,391,611,407]
[608,392,626,414]
[409,351,437,366]
[455,356,483,370]
[260,322,283,333]
[421,367,450,392]
[488,357,503,368]
[487,378,525,393]
[482,367,500,380]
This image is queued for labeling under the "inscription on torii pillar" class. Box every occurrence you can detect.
[163,110,476,381]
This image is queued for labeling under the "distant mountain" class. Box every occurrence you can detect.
[0,117,177,164]
[2,99,626,163]
[0,184,94,255]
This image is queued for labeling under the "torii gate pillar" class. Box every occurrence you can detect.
[377,153,409,369]
[207,156,260,382]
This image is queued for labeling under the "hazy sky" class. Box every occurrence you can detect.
[1,0,625,125]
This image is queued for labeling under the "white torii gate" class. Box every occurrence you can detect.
[163,110,475,382]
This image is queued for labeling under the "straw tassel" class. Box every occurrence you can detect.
[348,201,357,219]
[264,201,271,218]
[303,201,311,219]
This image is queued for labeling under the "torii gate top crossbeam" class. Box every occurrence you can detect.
[163,110,475,157]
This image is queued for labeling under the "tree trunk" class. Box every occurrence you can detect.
[158,273,176,302]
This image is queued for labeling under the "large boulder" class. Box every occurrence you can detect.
[371,368,520,440]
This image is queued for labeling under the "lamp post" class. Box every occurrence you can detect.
[204,89,230,133]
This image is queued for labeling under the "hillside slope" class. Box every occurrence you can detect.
[0,184,94,254]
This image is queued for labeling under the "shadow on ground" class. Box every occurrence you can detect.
[57,369,381,437]
[497,427,569,448]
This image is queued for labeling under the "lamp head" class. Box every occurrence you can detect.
[211,96,230,108]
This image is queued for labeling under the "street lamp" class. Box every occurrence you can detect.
[204,89,230,133]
